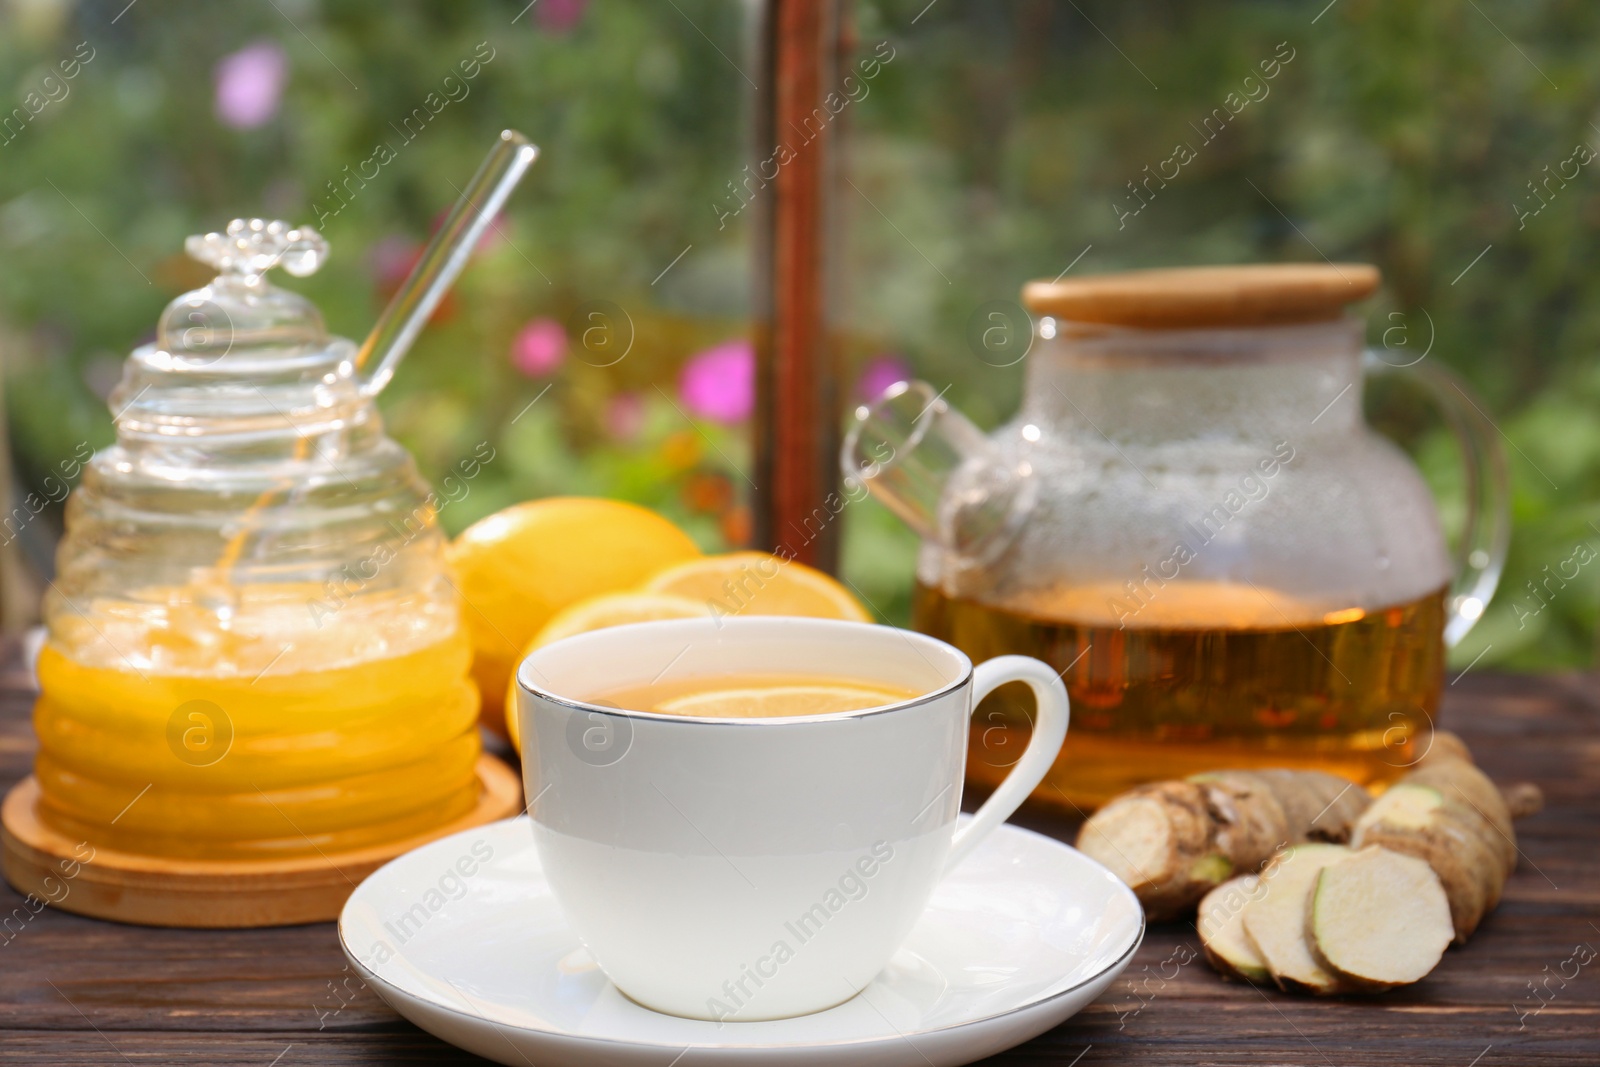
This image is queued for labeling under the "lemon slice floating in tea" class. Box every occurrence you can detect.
[656,683,905,719]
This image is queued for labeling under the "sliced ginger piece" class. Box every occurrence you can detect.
[1353,784,1488,943]
[1075,781,1222,917]
[1199,875,1269,983]
[1310,845,1452,990]
[1354,779,1507,943]
[1242,843,1350,995]
[1078,769,1369,921]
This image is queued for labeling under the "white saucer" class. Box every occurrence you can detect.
[339,816,1144,1067]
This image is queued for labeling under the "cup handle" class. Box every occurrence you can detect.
[944,655,1069,874]
[1363,350,1511,646]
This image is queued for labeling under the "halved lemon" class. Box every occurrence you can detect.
[656,684,905,719]
[449,498,701,737]
[505,591,713,751]
[530,591,713,649]
[640,551,870,622]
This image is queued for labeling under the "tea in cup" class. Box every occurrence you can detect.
[515,616,1069,1021]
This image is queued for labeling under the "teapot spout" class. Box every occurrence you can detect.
[842,380,1034,564]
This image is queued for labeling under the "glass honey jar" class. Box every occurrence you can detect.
[32,220,486,861]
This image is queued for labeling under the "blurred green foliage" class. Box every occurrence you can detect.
[0,0,757,560]
[0,0,1593,669]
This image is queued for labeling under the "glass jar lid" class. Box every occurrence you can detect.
[108,218,363,440]
[161,217,330,358]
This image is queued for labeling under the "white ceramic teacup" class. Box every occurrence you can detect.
[515,616,1068,1022]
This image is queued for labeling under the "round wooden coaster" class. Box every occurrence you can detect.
[0,753,523,928]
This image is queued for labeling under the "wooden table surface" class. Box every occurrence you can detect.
[2,644,1596,1066]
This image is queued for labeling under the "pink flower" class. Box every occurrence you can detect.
[512,318,568,377]
[857,353,912,402]
[368,235,420,289]
[536,0,588,34]
[679,340,754,424]
[214,42,287,129]
[605,391,645,441]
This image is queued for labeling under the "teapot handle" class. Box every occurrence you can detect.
[1363,350,1510,646]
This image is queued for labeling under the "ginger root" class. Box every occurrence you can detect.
[1309,845,1453,990]
[1350,731,1522,942]
[1178,732,1538,996]
[1076,769,1370,920]
[1242,843,1351,994]
[1202,843,1456,995]
[1075,731,1536,928]
[1197,874,1269,984]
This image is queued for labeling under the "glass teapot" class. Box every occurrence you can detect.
[33,219,482,860]
[844,264,1509,809]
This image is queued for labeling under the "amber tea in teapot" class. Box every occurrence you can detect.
[918,580,1448,807]
[846,265,1508,809]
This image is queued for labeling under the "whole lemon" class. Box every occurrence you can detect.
[447,498,701,737]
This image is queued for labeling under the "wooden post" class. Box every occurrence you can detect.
[752,0,844,571]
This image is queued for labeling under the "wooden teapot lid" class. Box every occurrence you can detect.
[1022,263,1380,328]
